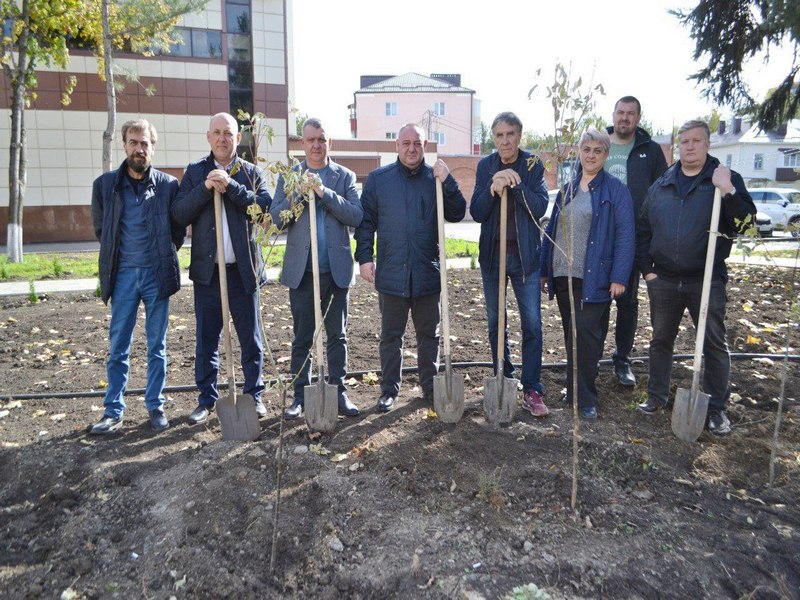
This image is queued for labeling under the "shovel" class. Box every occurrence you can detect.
[672,188,722,442]
[483,188,518,424]
[303,191,338,433]
[213,190,261,441]
[432,179,465,422]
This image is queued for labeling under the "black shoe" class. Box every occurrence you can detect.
[149,409,169,432]
[707,410,731,436]
[614,363,636,387]
[338,393,360,417]
[188,406,210,425]
[90,415,123,435]
[637,397,665,414]
[377,393,396,412]
[580,406,598,420]
[254,399,267,419]
[284,400,303,420]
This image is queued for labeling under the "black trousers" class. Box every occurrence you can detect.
[553,277,611,409]
[378,292,440,396]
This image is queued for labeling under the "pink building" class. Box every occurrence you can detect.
[351,73,480,155]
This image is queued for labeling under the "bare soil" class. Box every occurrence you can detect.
[1,265,798,599]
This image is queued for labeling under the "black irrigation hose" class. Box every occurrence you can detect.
[1,353,798,402]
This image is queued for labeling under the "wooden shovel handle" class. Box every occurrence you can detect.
[496,189,508,380]
[307,191,325,378]
[213,190,237,402]
[436,179,451,359]
[690,187,722,396]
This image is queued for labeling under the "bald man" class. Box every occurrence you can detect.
[172,112,272,425]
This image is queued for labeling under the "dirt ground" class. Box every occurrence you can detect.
[0,264,798,599]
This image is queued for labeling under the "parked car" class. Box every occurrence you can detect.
[748,187,800,236]
[539,189,558,231]
[754,211,773,237]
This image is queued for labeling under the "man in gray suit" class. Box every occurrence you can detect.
[270,117,364,419]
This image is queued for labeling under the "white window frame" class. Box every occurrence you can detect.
[385,132,397,140]
[385,102,397,116]
[784,151,800,168]
[753,153,764,171]
[434,101,445,116]
[725,154,732,168]
[434,131,446,146]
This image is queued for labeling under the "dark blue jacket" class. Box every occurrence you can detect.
[636,155,755,281]
[605,126,668,217]
[91,162,184,304]
[469,150,549,277]
[354,160,466,298]
[171,154,272,294]
[541,170,635,303]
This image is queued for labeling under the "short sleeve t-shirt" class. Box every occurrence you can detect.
[605,140,634,184]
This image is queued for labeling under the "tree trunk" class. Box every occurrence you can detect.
[101,0,116,173]
[6,0,31,263]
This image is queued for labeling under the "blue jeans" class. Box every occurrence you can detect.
[194,265,264,408]
[103,267,169,419]
[646,276,730,410]
[480,253,543,394]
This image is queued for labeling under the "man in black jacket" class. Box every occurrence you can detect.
[172,113,272,425]
[604,96,668,387]
[90,119,184,434]
[636,120,756,435]
[354,124,466,411]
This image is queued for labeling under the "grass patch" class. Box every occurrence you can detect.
[0,238,479,281]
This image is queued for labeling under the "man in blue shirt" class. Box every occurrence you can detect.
[90,120,184,434]
[270,118,363,419]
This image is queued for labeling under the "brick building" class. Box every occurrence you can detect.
[1,0,291,243]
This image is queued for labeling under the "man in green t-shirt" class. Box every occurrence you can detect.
[604,96,668,387]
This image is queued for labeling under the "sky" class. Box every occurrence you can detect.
[289,0,794,140]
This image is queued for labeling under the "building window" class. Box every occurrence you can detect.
[433,132,446,146]
[753,154,764,170]
[167,27,222,58]
[784,152,800,168]
[434,102,445,116]
[386,132,397,140]
[385,102,397,116]
[725,154,732,168]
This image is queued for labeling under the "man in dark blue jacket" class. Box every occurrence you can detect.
[604,96,668,386]
[172,113,272,425]
[90,119,185,434]
[470,112,550,417]
[636,120,756,435]
[271,118,363,420]
[354,123,466,411]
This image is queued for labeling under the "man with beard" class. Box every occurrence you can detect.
[604,96,668,387]
[172,112,272,425]
[90,119,185,434]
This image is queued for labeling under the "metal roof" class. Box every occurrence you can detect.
[355,72,475,94]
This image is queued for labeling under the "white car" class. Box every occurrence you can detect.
[748,187,800,236]
[754,211,773,237]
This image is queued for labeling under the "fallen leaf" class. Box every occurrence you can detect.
[344,377,360,387]
[362,372,379,385]
[746,335,762,345]
[331,453,349,463]
[276,356,291,363]
[98,380,108,389]
[309,443,331,456]
[50,413,66,421]
[32,409,46,417]
[2,400,22,410]
[60,588,79,600]
[742,301,753,312]
[422,408,438,420]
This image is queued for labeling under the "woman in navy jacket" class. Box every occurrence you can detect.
[540,128,635,419]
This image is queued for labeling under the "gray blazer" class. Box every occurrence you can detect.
[270,160,363,289]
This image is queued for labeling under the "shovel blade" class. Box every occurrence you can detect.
[672,387,710,442]
[304,381,338,433]
[483,376,518,425]
[433,372,465,423]
[217,392,261,441]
